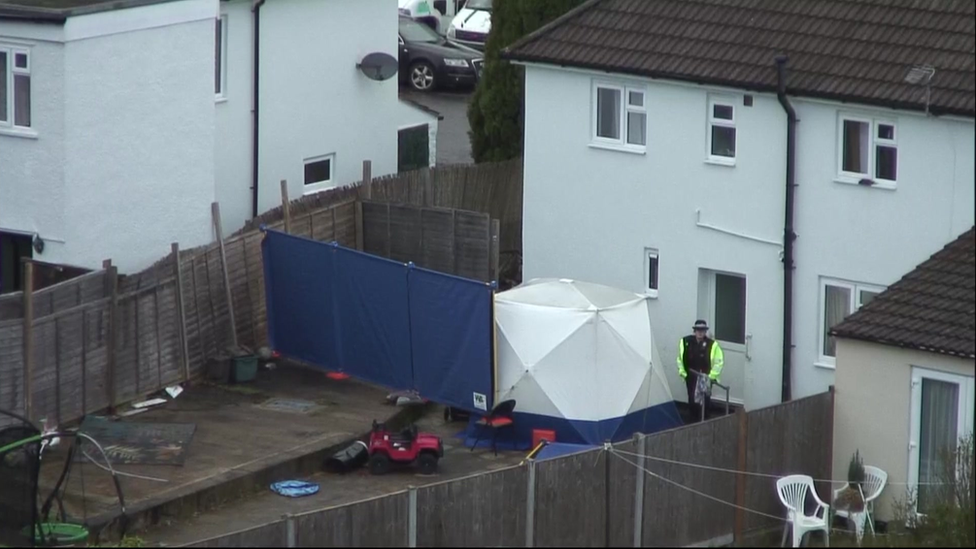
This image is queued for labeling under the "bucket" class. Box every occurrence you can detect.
[231,355,258,383]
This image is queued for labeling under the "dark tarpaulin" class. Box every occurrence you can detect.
[261,229,494,414]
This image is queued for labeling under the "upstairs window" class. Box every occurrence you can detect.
[644,248,659,297]
[593,82,646,151]
[215,16,227,98]
[838,115,897,186]
[0,46,31,129]
[708,96,736,163]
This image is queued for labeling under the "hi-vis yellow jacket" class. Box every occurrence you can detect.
[677,336,725,382]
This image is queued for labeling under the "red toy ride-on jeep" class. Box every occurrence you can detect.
[367,420,444,475]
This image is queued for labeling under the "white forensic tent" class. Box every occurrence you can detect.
[493,278,681,445]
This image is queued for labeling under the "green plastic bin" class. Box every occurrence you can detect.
[231,355,258,383]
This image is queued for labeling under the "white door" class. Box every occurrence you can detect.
[907,368,975,515]
[698,269,748,405]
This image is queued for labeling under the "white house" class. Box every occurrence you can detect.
[831,227,974,522]
[1,0,438,283]
[504,0,976,410]
[0,0,217,277]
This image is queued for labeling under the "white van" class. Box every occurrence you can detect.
[446,0,491,50]
[398,0,468,36]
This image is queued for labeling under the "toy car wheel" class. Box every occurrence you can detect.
[368,453,390,475]
[417,452,438,475]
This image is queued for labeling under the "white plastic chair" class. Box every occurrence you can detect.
[777,475,830,548]
[832,466,888,544]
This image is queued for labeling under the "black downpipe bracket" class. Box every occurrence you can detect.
[775,55,797,403]
[251,0,266,219]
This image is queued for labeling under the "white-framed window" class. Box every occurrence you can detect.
[592,82,646,151]
[303,153,335,194]
[707,96,736,164]
[0,45,31,129]
[698,269,747,346]
[818,277,885,366]
[837,114,898,186]
[643,248,659,298]
[215,16,227,98]
[908,367,974,515]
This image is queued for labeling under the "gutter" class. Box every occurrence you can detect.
[775,55,797,403]
[251,0,266,219]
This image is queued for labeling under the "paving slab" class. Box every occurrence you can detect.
[36,363,407,538]
[137,409,525,547]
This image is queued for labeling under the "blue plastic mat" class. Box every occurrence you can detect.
[270,480,320,498]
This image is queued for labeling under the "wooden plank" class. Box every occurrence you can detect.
[296,492,408,547]
[22,260,34,421]
[104,265,118,410]
[534,449,606,547]
[173,243,190,382]
[490,218,500,283]
[212,202,238,349]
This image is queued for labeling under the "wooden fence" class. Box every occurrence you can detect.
[177,391,834,548]
[0,160,521,427]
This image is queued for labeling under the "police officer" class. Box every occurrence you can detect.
[677,320,724,419]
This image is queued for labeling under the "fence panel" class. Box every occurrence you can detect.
[745,392,833,533]
[243,232,268,351]
[453,211,490,281]
[609,439,638,547]
[641,415,738,547]
[0,319,24,425]
[53,310,85,423]
[182,520,287,548]
[296,492,408,547]
[417,466,527,548]
[534,448,606,547]
[82,305,111,414]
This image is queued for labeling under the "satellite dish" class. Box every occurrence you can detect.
[357,52,399,81]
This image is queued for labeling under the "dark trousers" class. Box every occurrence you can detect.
[685,373,711,421]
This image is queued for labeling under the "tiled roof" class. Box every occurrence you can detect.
[504,0,976,117]
[832,227,976,359]
[0,0,180,22]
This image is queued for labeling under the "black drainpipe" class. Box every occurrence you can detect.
[775,55,796,403]
[251,0,266,219]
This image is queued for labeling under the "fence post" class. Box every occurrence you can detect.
[526,459,536,548]
[103,260,118,411]
[355,201,365,252]
[280,180,291,233]
[172,243,191,383]
[734,407,748,545]
[633,434,645,547]
[362,160,373,200]
[490,219,500,283]
[22,259,34,422]
[282,514,296,547]
[408,485,417,548]
[211,202,239,350]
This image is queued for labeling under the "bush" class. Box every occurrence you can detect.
[887,432,974,547]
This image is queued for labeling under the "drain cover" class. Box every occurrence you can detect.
[256,398,319,414]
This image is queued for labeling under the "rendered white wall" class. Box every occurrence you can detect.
[521,64,976,409]
[257,0,401,212]
[833,338,975,521]
[213,0,254,233]
[61,3,216,272]
[0,38,67,258]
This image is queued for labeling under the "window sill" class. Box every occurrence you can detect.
[644,289,659,299]
[588,142,646,155]
[215,96,228,104]
[814,361,837,371]
[0,126,39,139]
[705,157,736,167]
[303,185,333,196]
[833,177,897,191]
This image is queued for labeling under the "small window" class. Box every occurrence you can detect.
[708,97,736,162]
[0,45,31,128]
[714,273,746,344]
[592,82,646,151]
[303,154,335,194]
[215,16,227,98]
[644,248,659,297]
[839,115,898,185]
[819,278,886,365]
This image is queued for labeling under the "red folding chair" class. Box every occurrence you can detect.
[469,400,516,456]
